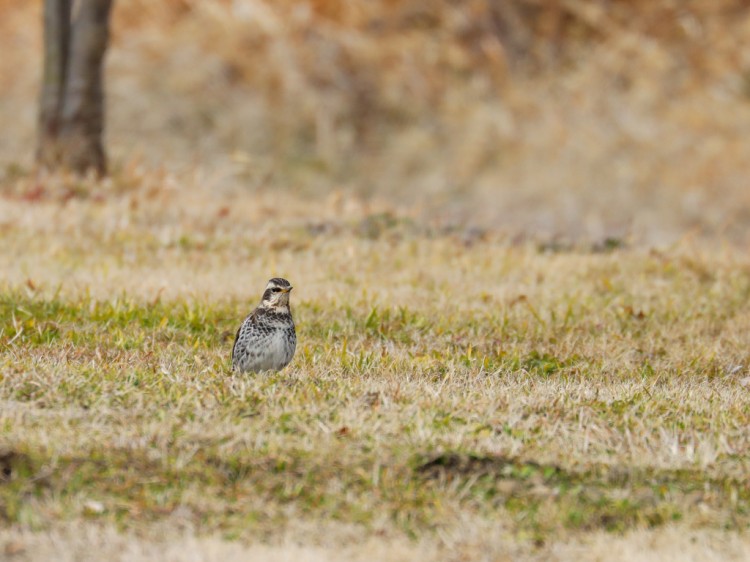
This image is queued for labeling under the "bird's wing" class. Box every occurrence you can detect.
[232,309,257,363]
[231,325,242,364]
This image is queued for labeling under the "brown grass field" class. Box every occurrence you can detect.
[2,1,750,560]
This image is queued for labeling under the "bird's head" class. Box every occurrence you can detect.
[260,277,293,310]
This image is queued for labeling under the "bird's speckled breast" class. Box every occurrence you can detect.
[232,306,296,373]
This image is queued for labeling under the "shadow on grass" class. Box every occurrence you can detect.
[415,452,750,533]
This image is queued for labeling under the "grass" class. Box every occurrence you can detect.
[1,185,750,559]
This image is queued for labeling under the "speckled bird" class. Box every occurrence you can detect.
[231,278,296,373]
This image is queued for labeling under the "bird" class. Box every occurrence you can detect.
[231,277,297,373]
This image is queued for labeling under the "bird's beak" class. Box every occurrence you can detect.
[284,287,293,293]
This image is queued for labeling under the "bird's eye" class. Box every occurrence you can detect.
[271,287,282,293]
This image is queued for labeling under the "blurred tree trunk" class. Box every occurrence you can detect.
[37,0,114,176]
[38,0,72,167]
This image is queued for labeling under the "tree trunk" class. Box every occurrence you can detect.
[37,0,72,167]
[37,0,114,176]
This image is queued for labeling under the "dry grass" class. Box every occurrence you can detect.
[2,523,750,562]
[3,1,750,244]
[1,175,750,559]
[2,0,750,559]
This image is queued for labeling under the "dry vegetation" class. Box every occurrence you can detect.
[2,0,750,560]
[2,183,750,561]
[4,0,750,243]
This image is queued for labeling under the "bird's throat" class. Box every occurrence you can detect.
[266,303,290,314]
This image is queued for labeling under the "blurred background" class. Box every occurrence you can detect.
[2,0,750,246]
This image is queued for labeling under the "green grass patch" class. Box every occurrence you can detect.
[1,263,750,541]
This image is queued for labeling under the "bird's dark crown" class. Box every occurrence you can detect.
[267,278,292,289]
